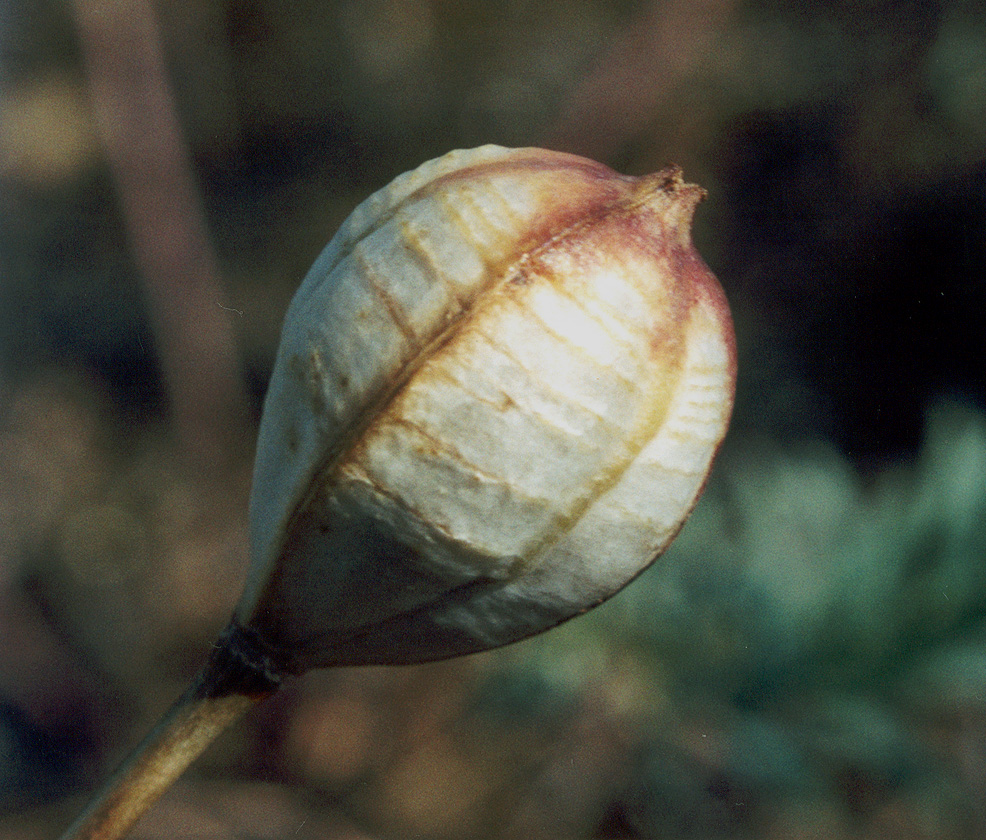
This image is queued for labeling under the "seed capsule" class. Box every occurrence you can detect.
[239,145,736,670]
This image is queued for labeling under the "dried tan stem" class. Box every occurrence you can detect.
[58,623,284,840]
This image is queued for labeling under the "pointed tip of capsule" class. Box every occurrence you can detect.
[632,165,707,248]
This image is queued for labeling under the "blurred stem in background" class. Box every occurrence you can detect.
[545,0,736,163]
[69,0,250,476]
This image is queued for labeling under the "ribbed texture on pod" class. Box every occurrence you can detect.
[240,146,736,670]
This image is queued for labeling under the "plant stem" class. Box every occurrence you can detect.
[58,622,285,840]
[70,0,251,471]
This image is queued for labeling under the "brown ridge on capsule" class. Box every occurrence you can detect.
[406,149,638,262]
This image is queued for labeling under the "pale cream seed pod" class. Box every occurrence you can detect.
[238,144,737,670]
[59,146,735,840]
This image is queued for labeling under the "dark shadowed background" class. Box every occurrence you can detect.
[1,1,985,838]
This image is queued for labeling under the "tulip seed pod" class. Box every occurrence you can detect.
[239,145,736,671]
[59,146,735,840]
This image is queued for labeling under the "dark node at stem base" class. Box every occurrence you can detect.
[202,621,286,699]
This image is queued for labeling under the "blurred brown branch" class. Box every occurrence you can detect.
[544,0,736,162]
[70,0,250,474]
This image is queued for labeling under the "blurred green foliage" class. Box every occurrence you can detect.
[513,401,986,835]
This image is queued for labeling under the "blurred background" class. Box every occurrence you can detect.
[1,0,985,837]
